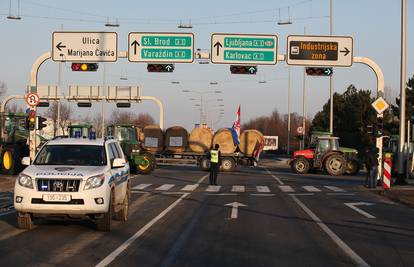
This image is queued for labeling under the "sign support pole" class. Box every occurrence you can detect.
[353,56,385,182]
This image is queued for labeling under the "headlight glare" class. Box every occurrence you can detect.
[18,174,33,189]
[84,174,105,190]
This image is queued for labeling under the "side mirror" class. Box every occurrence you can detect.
[21,157,31,166]
[112,158,126,168]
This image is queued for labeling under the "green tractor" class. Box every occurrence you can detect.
[310,131,360,175]
[107,124,156,175]
[0,113,30,174]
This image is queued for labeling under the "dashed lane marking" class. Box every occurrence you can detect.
[181,184,199,192]
[256,186,271,193]
[232,185,245,192]
[324,186,346,192]
[279,185,295,193]
[206,185,221,192]
[303,186,322,192]
[132,184,152,190]
[155,184,175,191]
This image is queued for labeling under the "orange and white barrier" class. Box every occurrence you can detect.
[383,153,392,190]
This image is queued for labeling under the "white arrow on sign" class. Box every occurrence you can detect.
[225,202,247,219]
[344,202,376,219]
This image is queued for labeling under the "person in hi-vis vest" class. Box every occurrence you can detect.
[208,144,221,185]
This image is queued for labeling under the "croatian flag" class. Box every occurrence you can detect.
[231,105,241,145]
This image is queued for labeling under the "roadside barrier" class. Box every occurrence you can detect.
[383,153,392,190]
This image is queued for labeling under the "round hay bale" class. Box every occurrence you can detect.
[189,127,213,153]
[239,129,264,155]
[164,126,189,153]
[142,124,164,152]
[212,128,237,154]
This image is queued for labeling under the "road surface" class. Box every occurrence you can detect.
[0,165,413,266]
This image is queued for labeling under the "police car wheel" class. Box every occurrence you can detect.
[96,193,113,232]
[17,212,33,230]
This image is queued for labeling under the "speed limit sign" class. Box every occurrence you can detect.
[25,93,40,107]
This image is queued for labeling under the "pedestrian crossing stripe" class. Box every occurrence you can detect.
[132,184,348,194]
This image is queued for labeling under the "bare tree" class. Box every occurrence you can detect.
[0,81,7,99]
[133,113,155,128]
[109,110,155,128]
[5,103,24,113]
[44,102,72,136]
[83,113,103,137]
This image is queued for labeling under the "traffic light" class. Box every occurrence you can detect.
[71,63,98,72]
[37,116,47,130]
[376,117,383,137]
[147,64,174,73]
[28,110,36,131]
[367,125,373,135]
[230,65,257,75]
[305,67,333,76]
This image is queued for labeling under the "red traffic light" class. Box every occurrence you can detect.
[230,65,257,75]
[147,64,174,73]
[71,63,99,72]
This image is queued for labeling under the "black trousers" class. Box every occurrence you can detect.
[209,163,219,185]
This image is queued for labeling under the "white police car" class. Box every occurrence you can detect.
[14,137,131,231]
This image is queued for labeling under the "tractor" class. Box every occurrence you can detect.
[0,113,30,174]
[107,124,156,174]
[291,136,347,176]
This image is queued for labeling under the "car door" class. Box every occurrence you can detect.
[114,142,129,200]
[108,142,126,204]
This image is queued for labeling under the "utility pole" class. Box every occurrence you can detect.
[302,27,307,150]
[57,24,63,136]
[287,66,291,155]
[101,63,106,138]
[329,0,334,134]
[396,0,407,184]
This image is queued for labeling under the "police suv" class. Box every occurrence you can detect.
[14,137,131,231]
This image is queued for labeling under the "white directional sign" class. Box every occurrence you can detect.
[211,33,278,65]
[287,35,353,67]
[52,32,118,62]
[128,32,194,63]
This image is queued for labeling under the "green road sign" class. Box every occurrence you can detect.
[128,32,194,63]
[211,33,278,65]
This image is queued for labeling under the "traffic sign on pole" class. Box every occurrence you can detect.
[25,93,40,107]
[128,32,194,63]
[210,33,278,65]
[287,35,353,67]
[371,97,389,114]
[52,32,118,62]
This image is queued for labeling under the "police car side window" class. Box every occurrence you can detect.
[107,143,116,164]
[110,143,121,158]
[114,143,124,158]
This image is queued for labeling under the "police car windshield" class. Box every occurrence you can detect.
[34,145,107,166]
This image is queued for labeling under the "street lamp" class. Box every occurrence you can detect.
[183,90,222,124]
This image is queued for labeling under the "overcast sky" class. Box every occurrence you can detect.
[0,0,413,130]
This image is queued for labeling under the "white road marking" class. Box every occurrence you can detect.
[155,184,175,191]
[206,193,237,196]
[344,202,376,219]
[303,186,321,192]
[225,202,247,219]
[291,195,369,267]
[250,194,275,197]
[132,184,151,190]
[324,186,346,192]
[206,185,221,192]
[181,184,199,191]
[327,193,355,196]
[289,193,314,196]
[264,168,284,185]
[232,185,245,192]
[256,186,271,193]
[279,185,295,192]
[96,193,190,267]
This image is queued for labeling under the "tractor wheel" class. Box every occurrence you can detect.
[291,158,310,174]
[1,146,20,175]
[136,152,156,175]
[325,154,347,176]
[345,160,360,175]
[199,157,210,171]
[221,157,236,172]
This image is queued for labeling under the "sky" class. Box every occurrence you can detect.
[0,0,413,131]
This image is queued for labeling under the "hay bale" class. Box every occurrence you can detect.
[212,128,237,154]
[142,124,164,152]
[239,129,264,155]
[164,126,189,152]
[189,127,213,153]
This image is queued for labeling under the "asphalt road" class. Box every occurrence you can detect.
[1,165,414,266]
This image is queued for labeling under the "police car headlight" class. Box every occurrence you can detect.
[84,174,105,190]
[18,173,33,189]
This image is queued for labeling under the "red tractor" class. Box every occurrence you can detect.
[290,136,347,176]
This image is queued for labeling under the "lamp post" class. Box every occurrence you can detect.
[183,90,222,125]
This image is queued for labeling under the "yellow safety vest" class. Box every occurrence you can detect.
[210,150,219,163]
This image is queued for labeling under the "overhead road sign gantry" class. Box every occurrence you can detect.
[52,32,118,62]
[287,35,353,67]
[128,32,194,63]
[211,33,278,65]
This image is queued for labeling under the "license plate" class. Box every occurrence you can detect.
[42,194,71,202]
